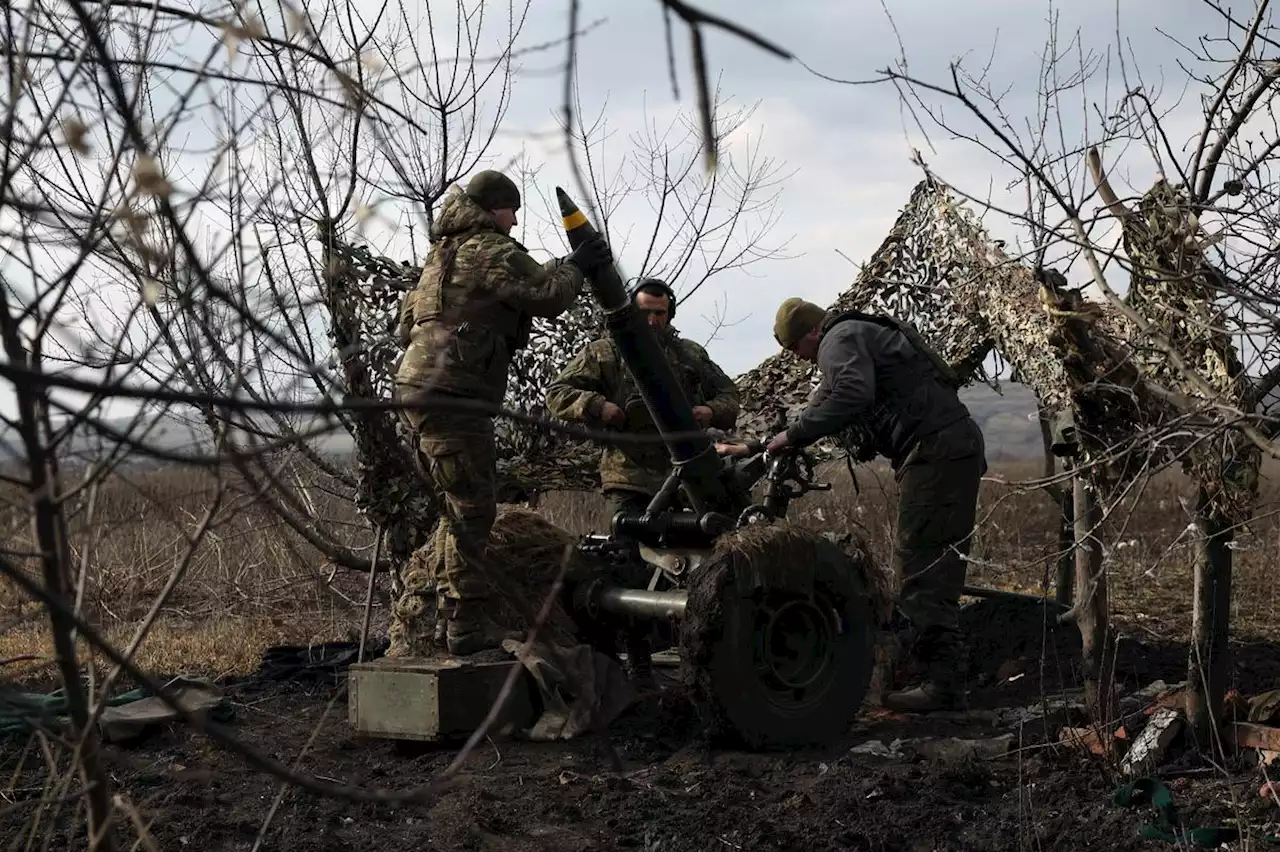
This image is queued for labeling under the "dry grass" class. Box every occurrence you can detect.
[0,465,377,685]
[0,614,356,684]
[4,455,1280,686]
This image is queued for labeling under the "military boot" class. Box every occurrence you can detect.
[883,627,967,713]
[445,598,522,657]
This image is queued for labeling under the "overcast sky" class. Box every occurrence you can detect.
[425,0,1238,378]
[2,0,1269,434]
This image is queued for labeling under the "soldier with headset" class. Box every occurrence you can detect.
[546,278,741,522]
[545,277,740,687]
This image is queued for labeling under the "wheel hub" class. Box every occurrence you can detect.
[753,593,839,707]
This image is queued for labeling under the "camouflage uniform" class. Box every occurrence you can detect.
[392,172,600,656]
[545,326,740,527]
[775,300,987,712]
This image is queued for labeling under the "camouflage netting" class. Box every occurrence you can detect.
[736,175,1259,521]
[320,226,440,568]
[320,174,1260,561]
[386,506,590,657]
[731,178,1170,486]
[1094,175,1259,522]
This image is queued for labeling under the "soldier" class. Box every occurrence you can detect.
[546,278,741,524]
[545,278,739,688]
[765,297,987,713]
[393,169,612,657]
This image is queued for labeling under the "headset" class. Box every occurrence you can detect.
[627,277,678,320]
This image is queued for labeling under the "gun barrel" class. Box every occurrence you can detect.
[595,586,688,620]
[556,187,732,504]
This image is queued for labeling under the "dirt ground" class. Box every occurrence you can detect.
[9,611,1280,852]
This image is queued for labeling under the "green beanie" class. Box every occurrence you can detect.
[465,169,521,211]
[773,298,826,348]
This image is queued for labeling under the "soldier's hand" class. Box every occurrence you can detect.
[692,405,713,427]
[766,430,792,454]
[715,442,752,458]
[600,401,626,426]
[565,234,613,274]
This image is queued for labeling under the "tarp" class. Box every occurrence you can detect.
[501,638,636,741]
[1,676,233,742]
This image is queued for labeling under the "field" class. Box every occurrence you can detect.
[5,457,1280,850]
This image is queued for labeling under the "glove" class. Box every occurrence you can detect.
[564,234,613,274]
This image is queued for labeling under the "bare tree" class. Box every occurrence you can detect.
[0,0,542,843]
[863,1,1280,747]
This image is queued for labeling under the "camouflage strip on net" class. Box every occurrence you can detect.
[321,175,1258,556]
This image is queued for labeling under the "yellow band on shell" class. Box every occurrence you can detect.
[562,210,588,230]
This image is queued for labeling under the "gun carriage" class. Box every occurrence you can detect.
[552,188,877,748]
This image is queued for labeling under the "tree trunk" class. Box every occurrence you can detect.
[1038,403,1075,606]
[1186,484,1233,750]
[1056,486,1075,606]
[1073,475,1115,725]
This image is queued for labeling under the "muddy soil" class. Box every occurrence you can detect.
[8,630,1280,851]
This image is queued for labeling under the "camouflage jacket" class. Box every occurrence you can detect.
[395,187,584,409]
[545,330,740,494]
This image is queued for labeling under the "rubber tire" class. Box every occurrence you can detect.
[679,523,876,749]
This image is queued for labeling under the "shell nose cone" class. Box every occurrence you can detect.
[555,186,576,216]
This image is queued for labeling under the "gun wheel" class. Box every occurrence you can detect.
[680,523,876,749]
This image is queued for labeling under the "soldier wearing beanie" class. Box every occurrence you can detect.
[391,169,613,657]
[765,297,987,713]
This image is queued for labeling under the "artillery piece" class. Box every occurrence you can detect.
[566,435,877,748]
[550,189,878,748]
[334,175,1097,751]
[348,189,877,750]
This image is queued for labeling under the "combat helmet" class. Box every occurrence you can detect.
[465,169,521,212]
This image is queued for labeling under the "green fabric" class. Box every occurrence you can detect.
[1112,776,1280,846]
[1,685,234,738]
[773,297,825,348]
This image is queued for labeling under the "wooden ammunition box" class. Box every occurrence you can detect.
[347,656,538,742]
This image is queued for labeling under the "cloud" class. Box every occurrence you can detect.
[7,0,1273,433]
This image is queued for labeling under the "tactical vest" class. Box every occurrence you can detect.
[412,229,532,344]
[395,228,533,401]
[820,310,965,463]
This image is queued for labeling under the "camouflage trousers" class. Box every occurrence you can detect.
[393,406,498,593]
[893,416,986,650]
[602,488,652,531]
[417,412,498,600]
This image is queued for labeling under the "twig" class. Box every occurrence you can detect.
[658,1,791,59]
[358,524,384,663]
[656,1,792,170]
[485,736,502,771]
[111,794,161,852]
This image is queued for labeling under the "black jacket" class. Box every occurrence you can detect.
[785,311,971,466]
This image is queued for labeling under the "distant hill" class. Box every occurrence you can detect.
[2,381,1047,468]
[958,382,1044,460]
